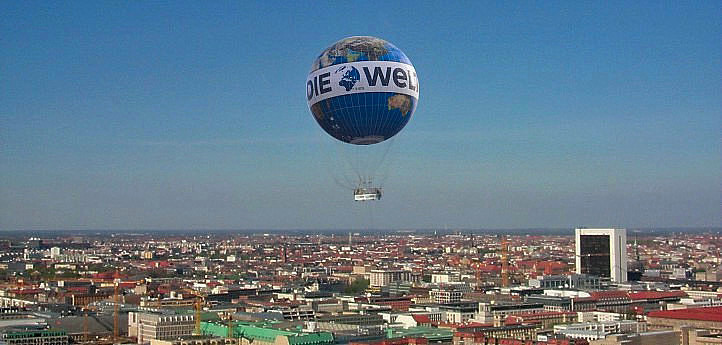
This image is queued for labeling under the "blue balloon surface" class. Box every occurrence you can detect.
[308,36,418,145]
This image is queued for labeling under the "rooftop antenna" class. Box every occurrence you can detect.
[635,235,640,262]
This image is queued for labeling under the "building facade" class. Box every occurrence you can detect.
[529,274,600,290]
[575,229,627,283]
[646,306,722,331]
[0,330,68,345]
[430,285,470,304]
[128,311,195,344]
[369,270,418,288]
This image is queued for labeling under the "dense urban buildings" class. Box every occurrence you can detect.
[0,229,718,345]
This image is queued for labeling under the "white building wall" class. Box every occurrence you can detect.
[575,228,627,283]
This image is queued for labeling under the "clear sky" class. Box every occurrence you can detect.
[1,2,720,231]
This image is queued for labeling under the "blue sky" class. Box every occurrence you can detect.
[1,2,720,230]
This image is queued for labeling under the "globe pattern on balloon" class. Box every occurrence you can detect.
[308,36,418,145]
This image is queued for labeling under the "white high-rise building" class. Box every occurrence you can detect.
[575,228,627,283]
[49,247,61,259]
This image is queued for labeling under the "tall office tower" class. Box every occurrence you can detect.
[575,228,627,283]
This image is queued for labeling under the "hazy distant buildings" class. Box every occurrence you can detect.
[49,247,61,259]
[575,228,627,283]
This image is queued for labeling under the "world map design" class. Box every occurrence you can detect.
[308,36,418,145]
[337,66,360,92]
[310,36,411,72]
[388,94,412,116]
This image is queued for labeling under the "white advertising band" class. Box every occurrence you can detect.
[306,61,419,107]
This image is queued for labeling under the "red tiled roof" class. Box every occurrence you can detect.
[510,311,577,318]
[412,314,431,324]
[118,282,136,289]
[628,290,686,300]
[439,322,493,329]
[590,291,629,299]
[152,261,172,268]
[504,317,525,325]
[476,265,501,273]
[647,306,722,322]
[9,289,42,295]
[92,272,114,279]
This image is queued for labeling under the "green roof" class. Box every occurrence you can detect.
[2,330,67,339]
[201,321,334,345]
[288,332,335,345]
[176,309,222,322]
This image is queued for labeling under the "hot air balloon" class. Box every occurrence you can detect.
[306,36,419,201]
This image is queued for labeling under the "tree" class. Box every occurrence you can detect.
[345,278,369,294]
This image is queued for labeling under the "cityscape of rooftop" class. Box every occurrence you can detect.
[1,2,721,345]
[0,230,720,345]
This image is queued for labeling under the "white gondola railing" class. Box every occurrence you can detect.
[354,187,382,201]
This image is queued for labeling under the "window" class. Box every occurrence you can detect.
[580,235,610,278]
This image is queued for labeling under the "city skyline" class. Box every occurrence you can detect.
[0,224,719,344]
[1,2,720,231]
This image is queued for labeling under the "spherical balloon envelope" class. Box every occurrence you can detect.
[307,36,419,145]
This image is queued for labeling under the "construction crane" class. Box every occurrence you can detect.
[194,297,202,335]
[113,271,121,343]
[83,309,89,343]
[187,290,205,335]
[500,236,510,288]
[81,296,100,344]
[227,316,233,338]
